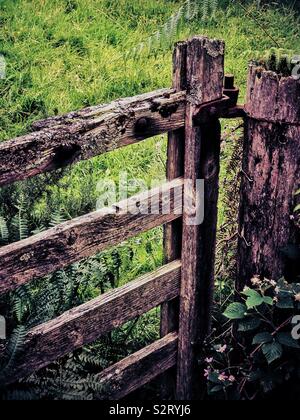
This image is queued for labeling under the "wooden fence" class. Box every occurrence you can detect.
[0,35,299,400]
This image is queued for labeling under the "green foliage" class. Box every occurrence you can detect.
[262,342,283,365]
[0,326,27,383]
[252,332,273,345]
[223,302,247,319]
[204,277,300,399]
[238,318,261,332]
[1,310,160,400]
[125,0,220,60]
[243,288,273,309]
[0,216,9,245]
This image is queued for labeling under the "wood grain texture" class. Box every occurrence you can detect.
[0,89,186,186]
[176,36,224,400]
[2,262,181,386]
[0,178,184,295]
[246,66,300,124]
[237,67,300,289]
[160,41,187,399]
[96,333,178,400]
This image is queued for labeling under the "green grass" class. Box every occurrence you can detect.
[0,0,299,399]
[1,0,299,222]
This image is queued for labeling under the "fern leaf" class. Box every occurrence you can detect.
[0,326,27,377]
[202,0,209,21]
[49,209,67,227]
[0,216,9,244]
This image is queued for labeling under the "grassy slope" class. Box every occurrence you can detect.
[0,0,299,396]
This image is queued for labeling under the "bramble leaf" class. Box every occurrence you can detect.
[238,318,261,332]
[223,303,247,320]
[262,342,283,364]
[253,332,273,345]
[277,332,300,349]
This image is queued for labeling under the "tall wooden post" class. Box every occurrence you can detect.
[160,42,186,399]
[176,36,225,400]
[237,66,300,290]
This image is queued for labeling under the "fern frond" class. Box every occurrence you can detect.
[12,196,29,241]
[124,0,219,61]
[0,216,9,245]
[3,389,38,401]
[202,0,209,21]
[49,209,67,227]
[0,326,27,378]
[210,0,218,16]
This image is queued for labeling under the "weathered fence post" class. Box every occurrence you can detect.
[237,66,300,290]
[161,42,187,398]
[176,36,225,400]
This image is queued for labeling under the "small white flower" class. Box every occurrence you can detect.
[216,345,227,354]
[218,373,228,382]
[251,276,261,286]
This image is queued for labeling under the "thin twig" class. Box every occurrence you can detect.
[236,1,281,48]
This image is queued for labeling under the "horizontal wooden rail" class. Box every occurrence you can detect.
[2,261,181,386]
[96,332,178,400]
[0,177,184,295]
[0,89,186,187]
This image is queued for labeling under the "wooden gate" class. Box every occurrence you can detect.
[0,34,298,400]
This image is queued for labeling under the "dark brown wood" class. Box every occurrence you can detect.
[221,105,245,119]
[0,178,184,295]
[160,41,187,399]
[0,89,186,187]
[237,67,300,289]
[176,36,224,400]
[246,65,300,124]
[2,262,181,386]
[193,95,230,124]
[95,333,178,400]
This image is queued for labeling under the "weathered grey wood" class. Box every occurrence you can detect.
[237,67,300,290]
[96,332,178,400]
[0,178,184,295]
[0,89,186,186]
[2,262,181,386]
[176,36,224,400]
[160,41,187,399]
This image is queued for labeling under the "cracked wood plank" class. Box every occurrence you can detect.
[95,333,178,400]
[0,177,184,295]
[0,89,186,186]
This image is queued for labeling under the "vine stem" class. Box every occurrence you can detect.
[250,316,293,358]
